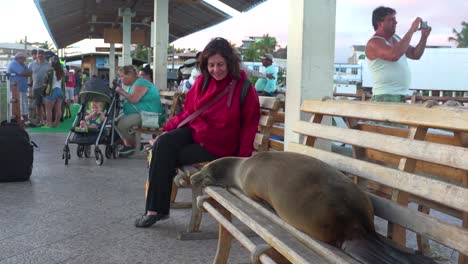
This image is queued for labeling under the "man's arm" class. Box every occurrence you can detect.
[240,63,266,78]
[406,27,431,60]
[366,17,421,61]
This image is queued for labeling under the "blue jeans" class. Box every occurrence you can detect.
[45,87,64,101]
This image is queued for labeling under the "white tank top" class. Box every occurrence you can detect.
[366,35,411,95]
[53,72,62,89]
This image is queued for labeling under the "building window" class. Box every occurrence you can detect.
[351,68,358,75]
[340,68,346,73]
[253,66,260,72]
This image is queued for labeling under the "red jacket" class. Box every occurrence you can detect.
[163,71,260,157]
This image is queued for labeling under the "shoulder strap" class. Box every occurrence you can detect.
[201,76,250,107]
[240,78,251,107]
[177,80,236,129]
[201,76,211,92]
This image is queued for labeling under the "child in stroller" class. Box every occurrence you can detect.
[63,77,120,165]
[79,100,105,131]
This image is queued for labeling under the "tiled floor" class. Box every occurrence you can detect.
[0,133,251,264]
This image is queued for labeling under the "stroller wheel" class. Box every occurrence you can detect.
[95,147,104,165]
[84,145,91,158]
[105,145,112,159]
[77,145,84,158]
[112,145,119,159]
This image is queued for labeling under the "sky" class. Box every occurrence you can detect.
[1,0,467,62]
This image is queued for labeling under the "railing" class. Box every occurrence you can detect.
[333,92,468,105]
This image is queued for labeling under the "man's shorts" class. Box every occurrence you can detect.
[19,92,28,116]
[73,86,81,96]
[33,88,44,107]
[65,87,74,100]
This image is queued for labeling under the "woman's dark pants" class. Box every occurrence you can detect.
[145,127,217,215]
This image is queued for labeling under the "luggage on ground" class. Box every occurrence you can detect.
[0,120,35,182]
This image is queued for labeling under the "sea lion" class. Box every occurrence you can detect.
[191,151,435,264]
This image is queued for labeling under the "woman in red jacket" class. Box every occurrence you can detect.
[135,37,260,228]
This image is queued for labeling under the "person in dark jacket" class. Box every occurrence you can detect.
[134,37,260,228]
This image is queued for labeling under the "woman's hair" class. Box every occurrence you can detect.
[119,65,138,76]
[199,37,241,80]
[51,56,64,81]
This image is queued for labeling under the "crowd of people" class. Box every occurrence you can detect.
[7,49,88,128]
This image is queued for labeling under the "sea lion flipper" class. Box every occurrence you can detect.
[190,170,214,187]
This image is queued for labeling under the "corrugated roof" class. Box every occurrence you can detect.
[33,0,267,49]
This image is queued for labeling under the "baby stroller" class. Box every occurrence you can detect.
[62,77,120,165]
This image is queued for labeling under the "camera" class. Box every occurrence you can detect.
[420,21,429,30]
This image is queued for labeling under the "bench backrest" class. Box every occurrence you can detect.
[254,96,280,152]
[288,99,468,260]
[159,90,185,121]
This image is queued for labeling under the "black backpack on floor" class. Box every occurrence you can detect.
[0,121,36,182]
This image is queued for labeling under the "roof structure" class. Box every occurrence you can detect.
[33,0,267,49]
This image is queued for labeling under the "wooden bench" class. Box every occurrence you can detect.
[132,90,185,155]
[196,99,468,263]
[269,111,285,151]
[173,96,280,240]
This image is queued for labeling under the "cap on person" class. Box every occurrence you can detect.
[14,52,28,59]
[259,53,273,60]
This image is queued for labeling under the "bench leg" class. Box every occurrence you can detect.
[213,206,233,264]
[187,185,204,233]
[416,205,431,256]
[170,182,191,209]
[170,182,178,204]
[387,190,409,246]
[178,185,213,240]
[134,130,142,156]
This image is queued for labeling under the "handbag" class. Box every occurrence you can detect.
[131,104,160,128]
[140,110,160,128]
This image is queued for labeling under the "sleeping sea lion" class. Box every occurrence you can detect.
[191,151,435,264]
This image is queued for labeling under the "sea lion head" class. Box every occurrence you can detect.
[190,157,244,188]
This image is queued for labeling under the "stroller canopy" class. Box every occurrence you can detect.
[79,77,112,104]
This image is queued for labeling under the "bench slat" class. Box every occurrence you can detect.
[287,142,468,213]
[202,201,276,264]
[293,121,468,171]
[269,139,284,151]
[160,98,174,105]
[369,193,468,255]
[271,125,284,137]
[259,115,273,127]
[229,188,360,264]
[159,90,177,96]
[204,186,326,263]
[301,100,468,132]
[259,96,280,110]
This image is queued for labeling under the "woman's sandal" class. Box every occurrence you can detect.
[134,213,169,228]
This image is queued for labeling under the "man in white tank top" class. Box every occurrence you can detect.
[365,6,431,102]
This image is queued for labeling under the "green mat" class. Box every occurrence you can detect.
[28,104,81,133]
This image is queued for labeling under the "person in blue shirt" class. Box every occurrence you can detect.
[255,53,278,96]
[115,65,164,155]
[7,52,32,126]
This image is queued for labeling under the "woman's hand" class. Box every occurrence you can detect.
[115,86,123,94]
